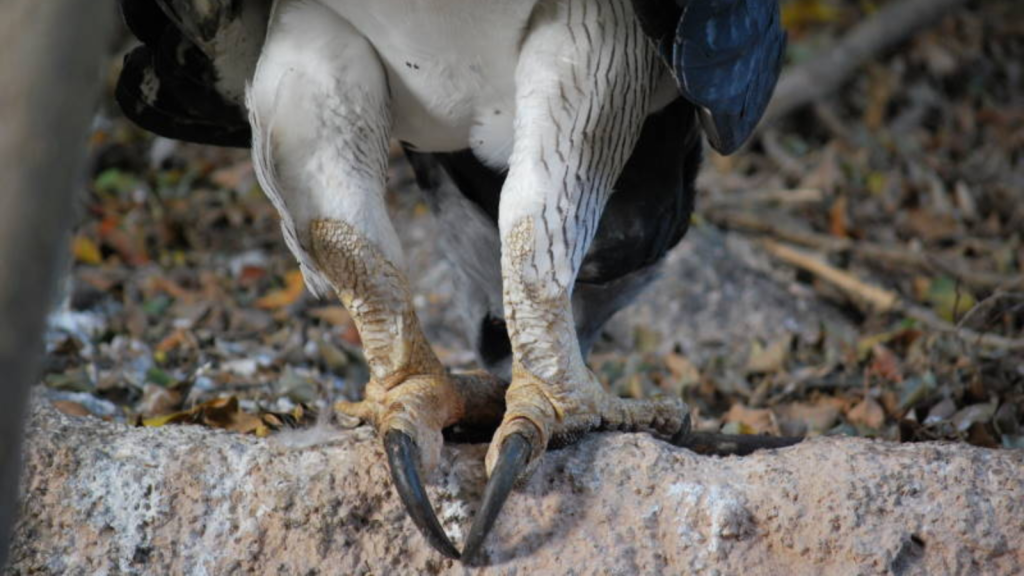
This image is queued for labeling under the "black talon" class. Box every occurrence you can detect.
[384,430,460,560]
[462,433,532,562]
[669,412,693,446]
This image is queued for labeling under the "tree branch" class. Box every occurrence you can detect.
[765,0,970,123]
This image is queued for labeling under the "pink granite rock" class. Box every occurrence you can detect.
[7,398,1023,574]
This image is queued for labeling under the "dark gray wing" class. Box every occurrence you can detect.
[116,0,269,147]
[634,0,786,155]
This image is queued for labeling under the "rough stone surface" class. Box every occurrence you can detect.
[8,398,1024,575]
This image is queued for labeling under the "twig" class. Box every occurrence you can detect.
[708,188,824,209]
[906,303,1024,352]
[762,240,899,313]
[705,207,849,251]
[761,239,1024,352]
[765,0,970,123]
[813,101,852,141]
[955,293,1024,332]
[705,207,1024,292]
[760,129,806,179]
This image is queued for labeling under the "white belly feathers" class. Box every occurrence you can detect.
[319,0,539,168]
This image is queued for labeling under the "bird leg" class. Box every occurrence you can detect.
[311,220,508,560]
[463,0,690,559]
[313,218,455,455]
[247,2,508,558]
[463,220,689,559]
[314,218,507,454]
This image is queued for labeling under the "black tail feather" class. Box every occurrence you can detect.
[115,0,255,148]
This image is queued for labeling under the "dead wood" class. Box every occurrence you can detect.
[765,0,971,123]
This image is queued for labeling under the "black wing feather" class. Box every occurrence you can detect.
[673,0,786,154]
[115,0,265,147]
[633,0,786,155]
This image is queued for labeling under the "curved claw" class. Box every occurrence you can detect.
[383,430,460,560]
[462,433,532,562]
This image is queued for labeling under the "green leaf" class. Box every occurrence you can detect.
[94,168,139,196]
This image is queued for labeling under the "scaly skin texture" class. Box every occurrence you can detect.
[486,219,688,476]
[310,218,505,470]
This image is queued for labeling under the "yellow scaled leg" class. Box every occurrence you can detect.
[311,219,506,559]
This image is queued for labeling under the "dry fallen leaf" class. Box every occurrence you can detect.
[746,334,793,374]
[141,396,261,435]
[952,403,997,433]
[664,352,701,394]
[137,383,184,418]
[140,396,314,437]
[847,397,886,429]
[155,329,196,354]
[782,0,840,30]
[71,235,103,265]
[775,400,843,435]
[52,400,92,418]
[723,404,776,435]
[868,344,902,383]
[256,269,306,310]
[829,195,849,238]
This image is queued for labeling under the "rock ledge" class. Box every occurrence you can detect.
[8,398,1023,575]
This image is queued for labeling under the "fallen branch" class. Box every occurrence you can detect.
[762,239,899,313]
[910,301,1024,352]
[760,239,1024,352]
[765,0,970,123]
[706,207,1024,292]
[709,188,825,209]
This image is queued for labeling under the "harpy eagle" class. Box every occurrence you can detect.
[117,0,785,561]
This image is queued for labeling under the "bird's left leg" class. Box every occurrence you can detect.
[247,3,504,558]
[464,0,690,557]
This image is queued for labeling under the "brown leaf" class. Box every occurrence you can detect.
[847,397,886,429]
[905,209,958,243]
[746,334,793,374]
[141,396,268,436]
[799,144,840,195]
[967,423,999,448]
[828,195,849,238]
[138,384,183,418]
[255,269,306,310]
[155,329,195,354]
[723,404,776,435]
[52,400,92,418]
[868,345,902,383]
[98,216,149,266]
[149,276,196,303]
[664,352,701,394]
[864,66,893,131]
[775,400,842,435]
[71,235,103,265]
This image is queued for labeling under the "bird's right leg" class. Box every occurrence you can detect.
[247,1,503,559]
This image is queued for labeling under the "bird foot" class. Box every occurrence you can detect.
[462,366,690,561]
[336,370,507,559]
